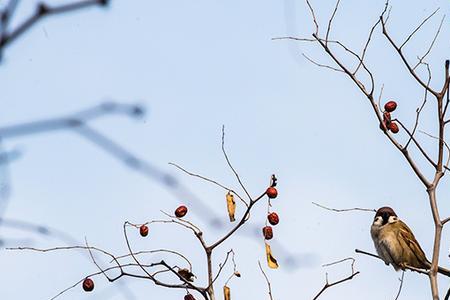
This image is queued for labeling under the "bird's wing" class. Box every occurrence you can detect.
[396,220,429,265]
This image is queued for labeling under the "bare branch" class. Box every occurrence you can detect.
[412,15,445,71]
[354,18,382,76]
[169,162,249,207]
[400,8,440,50]
[377,84,385,113]
[208,189,267,250]
[445,285,450,300]
[325,0,341,44]
[295,2,432,187]
[305,0,319,35]
[312,202,376,213]
[224,250,239,286]
[418,130,450,171]
[380,10,439,97]
[404,65,431,149]
[355,249,429,275]
[322,257,355,268]
[221,126,252,201]
[209,249,235,288]
[113,249,193,271]
[395,120,437,168]
[394,271,405,300]
[258,261,274,300]
[122,222,205,293]
[0,0,109,60]
[312,257,359,300]
[302,53,344,73]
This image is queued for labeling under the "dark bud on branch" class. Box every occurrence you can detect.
[37,3,49,16]
[97,0,110,5]
[270,174,277,187]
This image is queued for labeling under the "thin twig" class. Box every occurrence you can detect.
[404,64,431,149]
[394,271,405,300]
[312,202,376,213]
[209,249,235,288]
[302,53,344,73]
[169,162,248,207]
[312,257,359,300]
[395,120,437,168]
[412,14,445,71]
[113,249,193,271]
[325,0,341,45]
[0,0,109,59]
[221,126,252,201]
[258,261,274,300]
[418,130,450,170]
[224,250,239,286]
[305,0,319,35]
[377,84,385,113]
[400,8,440,50]
[322,257,355,268]
[380,9,439,97]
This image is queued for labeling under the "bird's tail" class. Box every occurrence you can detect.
[438,266,450,277]
[425,260,450,277]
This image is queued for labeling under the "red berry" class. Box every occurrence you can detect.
[266,187,278,199]
[175,205,188,218]
[267,212,279,225]
[384,101,397,112]
[184,294,196,300]
[388,122,399,133]
[139,225,149,237]
[262,226,273,240]
[82,278,94,292]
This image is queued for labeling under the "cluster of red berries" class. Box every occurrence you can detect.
[137,205,189,238]
[262,176,280,240]
[380,100,399,134]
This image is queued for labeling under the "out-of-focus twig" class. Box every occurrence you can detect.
[0,0,109,61]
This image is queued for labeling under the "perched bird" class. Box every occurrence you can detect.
[177,268,195,282]
[370,206,450,276]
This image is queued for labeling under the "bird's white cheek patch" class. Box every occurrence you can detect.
[373,216,383,226]
[388,216,398,224]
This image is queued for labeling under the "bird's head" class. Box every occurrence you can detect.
[373,206,398,226]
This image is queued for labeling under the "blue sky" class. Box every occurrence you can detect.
[1,0,450,299]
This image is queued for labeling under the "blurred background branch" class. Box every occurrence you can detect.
[0,0,109,62]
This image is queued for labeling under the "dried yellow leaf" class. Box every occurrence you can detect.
[226,192,236,222]
[265,242,279,269]
[223,285,231,300]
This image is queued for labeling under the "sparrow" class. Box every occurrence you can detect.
[370,206,450,276]
[177,268,195,282]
